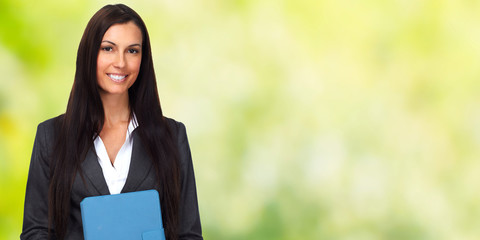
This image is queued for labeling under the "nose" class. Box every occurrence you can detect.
[113,52,126,68]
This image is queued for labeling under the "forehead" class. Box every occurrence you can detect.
[101,21,142,44]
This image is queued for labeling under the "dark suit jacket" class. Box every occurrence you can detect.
[21,116,203,240]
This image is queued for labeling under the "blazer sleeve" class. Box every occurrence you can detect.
[21,121,54,240]
[175,121,203,240]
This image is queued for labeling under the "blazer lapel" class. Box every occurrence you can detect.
[82,147,110,195]
[121,130,154,193]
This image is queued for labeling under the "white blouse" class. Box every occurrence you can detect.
[93,116,138,194]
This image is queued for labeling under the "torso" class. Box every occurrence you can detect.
[99,120,129,165]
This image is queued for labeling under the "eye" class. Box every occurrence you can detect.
[128,49,139,54]
[101,46,113,52]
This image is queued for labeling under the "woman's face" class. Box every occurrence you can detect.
[96,21,142,97]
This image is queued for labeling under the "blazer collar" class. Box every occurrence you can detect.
[81,129,153,195]
[121,129,153,193]
[82,147,110,195]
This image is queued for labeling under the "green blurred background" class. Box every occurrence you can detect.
[1,0,480,239]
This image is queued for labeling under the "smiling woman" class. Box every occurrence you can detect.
[96,22,142,97]
[20,4,203,240]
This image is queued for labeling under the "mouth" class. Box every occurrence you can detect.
[107,73,127,83]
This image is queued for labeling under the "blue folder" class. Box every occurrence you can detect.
[80,189,165,240]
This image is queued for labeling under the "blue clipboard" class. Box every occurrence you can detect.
[80,189,165,240]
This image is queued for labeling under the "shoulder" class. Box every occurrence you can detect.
[164,116,187,140]
[37,114,63,130]
[36,114,64,141]
[163,117,191,158]
[31,114,64,160]
[163,117,193,171]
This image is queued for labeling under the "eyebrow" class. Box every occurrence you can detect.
[101,40,141,47]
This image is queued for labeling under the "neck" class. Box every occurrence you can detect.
[100,92,131,126]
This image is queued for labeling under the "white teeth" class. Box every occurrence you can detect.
[108,74,126,81]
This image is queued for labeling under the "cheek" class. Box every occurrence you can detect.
[129,58,142,85]
[96,56,107,74]
[132,58,142,72]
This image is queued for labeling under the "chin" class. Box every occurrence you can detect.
[99,88,129,96]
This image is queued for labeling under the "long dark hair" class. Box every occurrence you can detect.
[48,4,180,239]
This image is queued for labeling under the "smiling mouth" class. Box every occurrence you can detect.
[107,74,127,82]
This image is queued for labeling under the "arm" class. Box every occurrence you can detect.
[175,122,203,240]
[21,122,54,240]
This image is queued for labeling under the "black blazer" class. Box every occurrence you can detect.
[21,116,203,240]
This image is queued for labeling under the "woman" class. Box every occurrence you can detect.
[21,4,202,240]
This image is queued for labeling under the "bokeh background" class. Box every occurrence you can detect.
[1,0,480,239]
